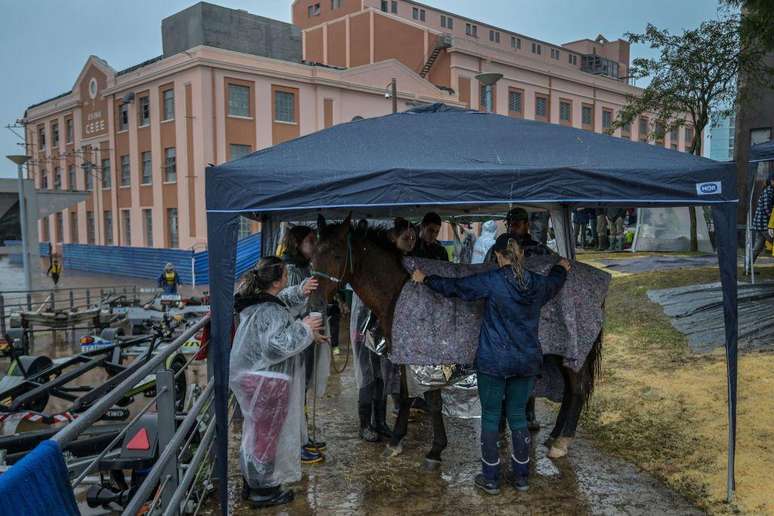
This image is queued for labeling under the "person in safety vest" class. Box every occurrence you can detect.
[158,263,181,294]
[47,254,63,286]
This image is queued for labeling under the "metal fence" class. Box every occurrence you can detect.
[52,315,214,515]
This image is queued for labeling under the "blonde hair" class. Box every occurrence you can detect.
[499,238,529,290]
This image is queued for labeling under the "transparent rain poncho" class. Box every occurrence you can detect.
[349,294,399,392]
[229,284,313,488]
[472,220,497,264]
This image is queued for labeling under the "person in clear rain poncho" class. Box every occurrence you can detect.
[350,218,413,441]
[230,256,327,509]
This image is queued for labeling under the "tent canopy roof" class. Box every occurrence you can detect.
[206,104,737,222]
[750,140,774,163]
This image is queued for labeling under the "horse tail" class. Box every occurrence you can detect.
[581,303,605,408]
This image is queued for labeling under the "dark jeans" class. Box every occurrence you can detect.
[753,230,772,263]
[477,372,534,433]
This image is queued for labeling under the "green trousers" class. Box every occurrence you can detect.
[477,372,534,433]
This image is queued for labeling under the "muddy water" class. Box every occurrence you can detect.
[204,354,700,515]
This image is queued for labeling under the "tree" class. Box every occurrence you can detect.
[612,13,773,250]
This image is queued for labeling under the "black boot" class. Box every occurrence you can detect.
[358,402,380,442]
[372,399,393,438]
[509,428,531,492]
[242,480,294,508]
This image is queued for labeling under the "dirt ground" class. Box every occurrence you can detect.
[577,258,774,515]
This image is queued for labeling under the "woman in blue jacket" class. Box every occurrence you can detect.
[412,233,569,494]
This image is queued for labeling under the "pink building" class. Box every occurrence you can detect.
[22,1,693,252]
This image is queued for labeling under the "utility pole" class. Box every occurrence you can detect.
[391,78,398,114]
[7,155,32,290]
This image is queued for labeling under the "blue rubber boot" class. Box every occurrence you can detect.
[474,430,501,495]
[510,428,531,492]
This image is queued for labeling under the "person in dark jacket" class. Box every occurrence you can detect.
[752,174,774,263]
[413,212,449,261]
[412,233,569,494]
[484,208,553,264]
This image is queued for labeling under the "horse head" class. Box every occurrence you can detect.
[310,213,353,304]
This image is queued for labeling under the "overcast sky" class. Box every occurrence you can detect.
[0,0,723,178]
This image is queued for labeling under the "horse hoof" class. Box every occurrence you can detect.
[382,443,403,458]
[422,458,441,472]
[547,437,572,459]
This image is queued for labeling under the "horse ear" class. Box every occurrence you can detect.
[343,212,352,226]
[317,214,327,230]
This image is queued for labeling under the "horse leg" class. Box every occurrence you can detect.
[423,389,447,471]
[547,371,583,459]
[526,396,540,432]
[546,358,573,448]
[384,365,410,458]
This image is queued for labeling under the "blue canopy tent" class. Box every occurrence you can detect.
[205,104,739,513]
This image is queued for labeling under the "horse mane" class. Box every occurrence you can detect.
[320,222,403,256]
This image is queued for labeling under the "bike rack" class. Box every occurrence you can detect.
[51,315,213,515]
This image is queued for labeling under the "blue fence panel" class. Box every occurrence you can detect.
[40,242,50,257]
[3,240,22,265]
[61,233,262,286]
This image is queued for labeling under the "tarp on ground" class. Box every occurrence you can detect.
[205,104,739,512]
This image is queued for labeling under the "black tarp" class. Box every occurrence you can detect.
[205,104,739,513]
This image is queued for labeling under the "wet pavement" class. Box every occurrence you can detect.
[207,355,701,515]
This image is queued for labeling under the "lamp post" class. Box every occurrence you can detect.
[385,78,398,113]
[7,155,31,290]
[475,73,503,113]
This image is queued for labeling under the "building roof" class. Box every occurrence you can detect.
[116,55,164,76]
[26,91,71,112]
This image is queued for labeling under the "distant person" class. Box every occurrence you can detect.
[47,255,62,286]
[158,263,181,294]
[473,221,498,264]
[413,212,449,261]
[752,173,774,263]
[484,208,553,263]
[605,208,627,252]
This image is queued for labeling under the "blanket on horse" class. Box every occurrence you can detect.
[390,256,610,374]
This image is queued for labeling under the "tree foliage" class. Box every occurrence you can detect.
[611,13,772,156]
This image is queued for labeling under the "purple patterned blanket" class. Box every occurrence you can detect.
[390,256,610,373]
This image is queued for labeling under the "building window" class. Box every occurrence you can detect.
[38,125,46,149]
[531,42,541,55]
[412,7,425,21]
[141,151,152,184]
[331,0,342,8]
[550,48,560,60]
[381,0,388,12]
[118,103,129,131]
[670,127,679,149]
[164,147,177,183]
[66,118,73,143]
[138,96,150,127]
[602,109,613,130]
[56,213,63,243]
[622,121,631,138]
[535,95,548,120]
[104,211,113,245]
[569,54,578,65]
[684,126,694,149]
[308,3,320,16]
[120,155,130,186]
[511,36,521,49]
[508,90,522,115]
[274,90,296,123]
[143,209,153,247]
[86,211,95,244]
[228,84,250,117]
[54,167,61,190]
[230,144,252,160]
[52,123,59,147]
[441,15,453,29]
[101,158,111,189]
[121,210,131,246]
[162,88,175,121]
[465,23,477,37]
[489,30,500,43]
[582,104,593,127]
[68,165,76,190]
[559,100,572,124]
[41,218,49,242]
[41,170,48,190]
[84,164,93,191]
[70,211,78,243]
[655,121,665,143]
[167,208,179,248]
[639,117,649,142]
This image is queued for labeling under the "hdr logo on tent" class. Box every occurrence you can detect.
[696,181,722,195]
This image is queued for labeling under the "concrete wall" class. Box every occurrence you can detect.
[162,2,302,62]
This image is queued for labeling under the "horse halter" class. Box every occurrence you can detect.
[311,231,354,287]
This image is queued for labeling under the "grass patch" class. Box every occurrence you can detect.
[582,265,774,514]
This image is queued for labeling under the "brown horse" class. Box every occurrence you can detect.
[310,214,602,467]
